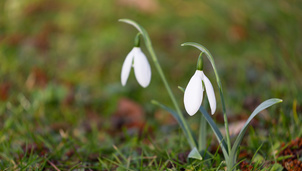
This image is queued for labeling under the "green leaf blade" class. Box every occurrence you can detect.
[230,98,282,160]
[199,106,229,160]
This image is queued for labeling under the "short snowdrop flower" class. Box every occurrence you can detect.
[184,53,216,116]
[121,34,151,88]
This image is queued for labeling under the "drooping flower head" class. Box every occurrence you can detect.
[121,33,151,88]
[184,53,216,116]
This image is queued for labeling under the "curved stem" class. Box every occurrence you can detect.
[119,19,197,149]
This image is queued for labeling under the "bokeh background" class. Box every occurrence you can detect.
[0,0,302,169]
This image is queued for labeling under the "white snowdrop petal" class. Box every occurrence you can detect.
[184,71,204,116]
[202,73,216,115]
[133,48,151,88]
[121,49,135,86]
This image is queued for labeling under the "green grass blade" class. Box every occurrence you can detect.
[230,98,283,160]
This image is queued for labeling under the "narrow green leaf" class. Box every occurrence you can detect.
[230,98,283,161]
[251,143,264,163]
[199,106,229,160]
[188,147,203,160]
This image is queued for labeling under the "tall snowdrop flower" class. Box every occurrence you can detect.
[121,33,151,88]
[184,53,216,116]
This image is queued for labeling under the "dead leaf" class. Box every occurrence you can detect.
[20,143,49,159]
[243,96,261,112]
[24,0,62,16]
[154,109,177,125]
[278,137,302,170]
[28,23,59,52]
[3,33,25,46]
[219,120,246,137]
[111,98,145,132]
[0,83,11,101]
[239,161,254,171]
[63,84,75,106]
[228,24,247,43]
[26,67,48,89]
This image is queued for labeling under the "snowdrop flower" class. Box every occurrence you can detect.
[184,53,216,116]
[121,34,151,88]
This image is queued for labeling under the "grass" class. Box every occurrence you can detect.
[0,0,302,170]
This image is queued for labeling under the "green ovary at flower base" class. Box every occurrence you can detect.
[121,34,151,88]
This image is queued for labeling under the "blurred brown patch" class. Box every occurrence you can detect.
[117,0,159,13]
[81,109,103,132]
[24,0,62,16]
[154,109,177,125]
[0,83,11,101]
[239,161,254,171]
[178,151,190,164]
[50,122,70,132]
[26,67,49,90]
[213,112,258,129]
[22,0,62,52]
[32,24,53,51]
[243,96,261,112]
[62,83,75,106]
[278,137,302,171]
[2,33,25,46]
[227,120,246,137]
[20,143,49,159]
[2,23,58,52]
[164,151,190,170]
[228,24,247,43]
[238,149,253,161]
[65,149,75,158]
[111,98,145,132]
[30,23,59,52]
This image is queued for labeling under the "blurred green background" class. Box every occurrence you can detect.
[0,0,302,169]
[1,0,301,112]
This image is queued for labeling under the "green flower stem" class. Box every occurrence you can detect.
[198,98,208,152]
[199,114,207,152]
[119,19,197,149]
[181,42,232,155]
